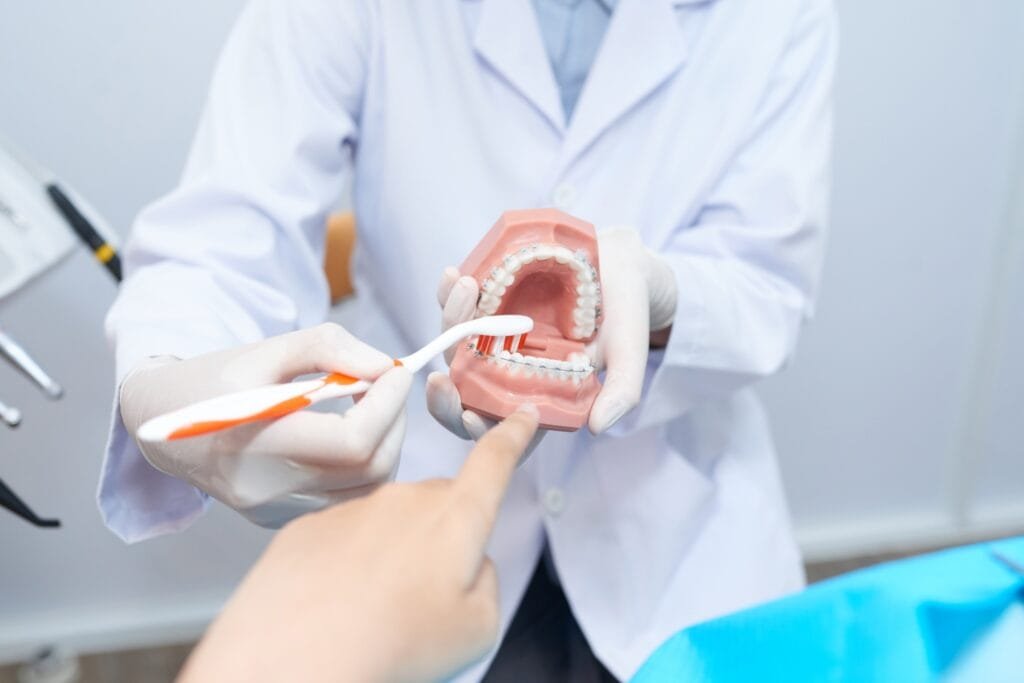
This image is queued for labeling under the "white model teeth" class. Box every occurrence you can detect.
[475,243,601,338]
[471,338,595,381]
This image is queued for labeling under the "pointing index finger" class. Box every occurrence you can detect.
[452,405,539,541]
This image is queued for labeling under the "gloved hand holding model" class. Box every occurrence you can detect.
[119,323,412,528]
[585,228,678,433]
[179,406,540,683]
[428,211,677,438]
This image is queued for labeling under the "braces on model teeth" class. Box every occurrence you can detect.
[470,340,595,384]
[476,243,601,338]
[471,242,599,384]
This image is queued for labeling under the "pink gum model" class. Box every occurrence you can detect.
[449,209,602,431]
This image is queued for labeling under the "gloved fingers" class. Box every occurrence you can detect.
[234,490,338,528]
[260,323,395,385]
[362,408,406,485]
[304,411,410,504]
[308,480,388,508]
[442,276,479,364]
[299,409,407,494]
[250,367,412,468]
[588,257,650,436]
[437,266,462,308]
[218,448,327,507]
[589,344,648,435]
[426,372,474,440]
[317,366,411,466]
[461,410,494,441]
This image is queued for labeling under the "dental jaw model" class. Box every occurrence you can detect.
[449,209,602,431]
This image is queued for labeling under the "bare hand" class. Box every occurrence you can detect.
[179,405,540,683]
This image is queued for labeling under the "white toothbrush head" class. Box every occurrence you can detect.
[460,314,533,338]
[399,315,534,372]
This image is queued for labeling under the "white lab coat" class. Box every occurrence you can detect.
[102,0,836,679]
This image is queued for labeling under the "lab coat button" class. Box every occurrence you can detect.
[552,184,576,210]
[543,488,565,516]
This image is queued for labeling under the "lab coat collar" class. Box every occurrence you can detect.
[563,0,712,162]
[472,0,567,133]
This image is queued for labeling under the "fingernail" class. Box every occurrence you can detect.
[516,402,539,419]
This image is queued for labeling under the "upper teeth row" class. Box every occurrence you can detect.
[477,244,600,339]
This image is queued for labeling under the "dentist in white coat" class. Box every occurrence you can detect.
[104,0,837,680]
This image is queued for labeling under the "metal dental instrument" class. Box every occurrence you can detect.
[46,184,122,282]
[0,398,21,428]
[0,477,60,528]
[0,327,63,399]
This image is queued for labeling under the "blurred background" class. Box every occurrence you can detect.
[0,1,1022,680]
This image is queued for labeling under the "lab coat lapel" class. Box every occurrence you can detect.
[563,0,692,161]
[472,0,566,134]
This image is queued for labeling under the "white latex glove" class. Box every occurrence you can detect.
[586,229,677,433]
[427,228,677,437]
[179,407,540,683]
[119,323,413,528]
[425,270,494,441]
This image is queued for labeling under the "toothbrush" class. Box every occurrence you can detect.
[136,315,533,443]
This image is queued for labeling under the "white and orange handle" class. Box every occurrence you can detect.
[136,315,533,443]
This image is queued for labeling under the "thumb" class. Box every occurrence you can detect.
[442,276,479,365]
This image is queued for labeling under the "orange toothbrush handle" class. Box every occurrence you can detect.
[167,361,401,441]
[167,395,313,441]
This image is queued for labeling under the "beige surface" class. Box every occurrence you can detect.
[324,211,357,303]
[0,644,192,683]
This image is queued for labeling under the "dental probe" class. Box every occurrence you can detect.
[46,184,122,282]
[0,327,63,399]
[0,477,60,528]
[137,314,534,443]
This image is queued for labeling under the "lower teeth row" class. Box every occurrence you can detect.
[485,356,593,383]
[471,345,594,382]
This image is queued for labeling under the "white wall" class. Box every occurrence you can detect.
[0,0,1021,661]
[761,0,1024,559]
[0,0,263,662]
